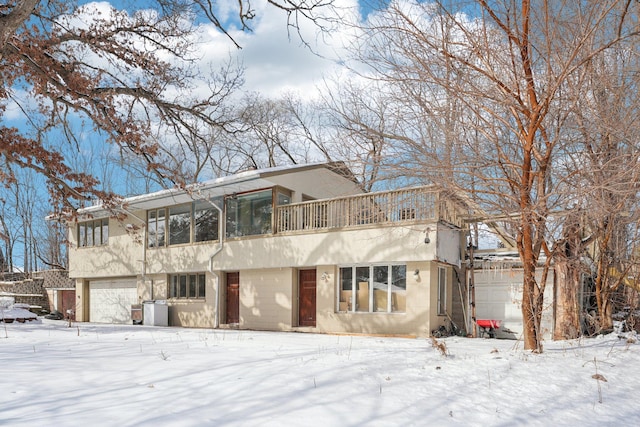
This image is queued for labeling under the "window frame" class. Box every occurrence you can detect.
[78,218,109,248]
[225,189,274,238]
[168,204,192,246]
[169,273,206,299]
[194,200,220,243]
[148,201,220,248]
[147,208,166,248]
[337,263,407,314]
[437,266,447,316]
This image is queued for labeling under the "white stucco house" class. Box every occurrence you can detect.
[68,162,470,337]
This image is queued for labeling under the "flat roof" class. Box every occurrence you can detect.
[76,162,354,218]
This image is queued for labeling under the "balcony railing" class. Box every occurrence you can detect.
[275,186,464,233]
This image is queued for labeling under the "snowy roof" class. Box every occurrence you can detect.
[77,162,356,218]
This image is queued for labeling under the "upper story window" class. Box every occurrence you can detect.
[277,191,291,206]
[78,218,109,247]
[148,208,166,248]
[226,190,273,238]
[168,204,191,246]
[148,201,219,248]
[194,200,219,242]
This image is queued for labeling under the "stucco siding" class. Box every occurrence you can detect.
[315,261,432,337]
[239,268,294,330]
[217,225,435,271]
[266,167,363,201]
[65,166,467,338]
[69,213,145,279]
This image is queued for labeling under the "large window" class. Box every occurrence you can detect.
[168,204,191,245]
[194,200,219,242]
[437,266,447,316]
[169,273,206,299]
[226,190,273,238]
[78,218,108,247]
[148,201,219,248]
[338,264,406,313]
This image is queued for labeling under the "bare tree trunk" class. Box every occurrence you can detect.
[595,231,614,331]
[553,212,586,339]
[554,259,581,339]
[521,257,543,351]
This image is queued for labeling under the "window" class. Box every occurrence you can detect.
[337,264,406,313]
[437,266,447,316]
[78,218,108,247]
[277,191,290,206]
[168,204,191,246]
[194,201,219,242]
[148,208,166,248]
[226,190,273,238]
[86,221,93,246]
[276,191,292,230]
[169,273,206,299]
[148,201,219,248]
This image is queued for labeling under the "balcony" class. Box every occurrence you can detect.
[274,186,465,234]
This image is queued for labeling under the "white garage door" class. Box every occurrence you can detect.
[474,268,554,339]
[89,278,138,324]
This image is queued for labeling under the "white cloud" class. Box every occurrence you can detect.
[57,1,362,100]
[193,0,363,98]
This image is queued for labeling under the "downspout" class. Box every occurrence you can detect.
[204,199,224,329]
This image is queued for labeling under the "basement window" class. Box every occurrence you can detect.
[169,273,206,299]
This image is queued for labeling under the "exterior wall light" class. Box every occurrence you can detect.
[424,227,432,244]
[413,269,420,280]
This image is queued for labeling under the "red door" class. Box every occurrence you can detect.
[299,269,316,327]
[61,290,76,321]
[226,272,240,324]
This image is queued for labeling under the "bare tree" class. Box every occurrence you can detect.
[0,0,336,218]
[193,92,348,179]
[321,78,400,191]
[0,208,12,272]
[341,0,640,351]
[563,46,640,332]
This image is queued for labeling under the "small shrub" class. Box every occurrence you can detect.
[430,336,448,357]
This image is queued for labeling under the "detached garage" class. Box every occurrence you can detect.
[89,278,139,324]
[473,265,555,340]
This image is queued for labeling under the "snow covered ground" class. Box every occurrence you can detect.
[0,319,638,426]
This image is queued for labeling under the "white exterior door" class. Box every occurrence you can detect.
[89,278,138,324]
